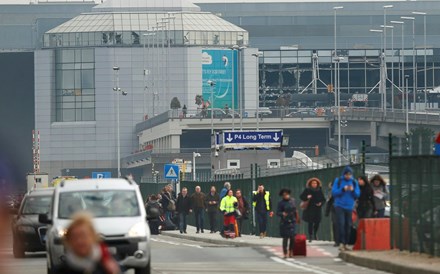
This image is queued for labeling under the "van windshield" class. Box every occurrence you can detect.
[58,190,140,219]
[21,196,52,215]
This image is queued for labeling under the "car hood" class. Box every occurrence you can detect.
[16,214,42,227]
[56,217,144,237]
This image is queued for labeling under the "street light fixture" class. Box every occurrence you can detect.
[251,52,262,130]
[192,152,201,181]
[412,11,428,109]
[401,16,416,110]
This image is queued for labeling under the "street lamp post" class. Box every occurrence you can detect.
[391,21,405,111]
[382,25,395,111]
[113,66,128,178]
[143,31,155,119]
[401,16,416,110]
[383,5,393,112]
[251,52,262,130]
[370,29,385,112]
[192,152,201,181]
[230,45,240,130]
[413,12,427,109]
[207,80,216,134]
[405,75,410,133]
[333,6,343,166]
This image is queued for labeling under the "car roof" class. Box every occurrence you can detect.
[27,188,55,197]
[56,178,137,192]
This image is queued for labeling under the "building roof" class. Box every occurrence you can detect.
[94,0,200,12]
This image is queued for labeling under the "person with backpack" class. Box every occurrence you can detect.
[276,188,297,258]
[370,174,388,218]
[161,184,176,223]
[357,175,375,219]
[145,195,163,235]
[176,187,191,234]
[300,177,326,242]
[332,166,360,251]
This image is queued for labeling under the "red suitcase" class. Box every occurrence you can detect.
[293,234,307,256]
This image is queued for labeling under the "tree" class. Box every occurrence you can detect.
[170,97,181,109]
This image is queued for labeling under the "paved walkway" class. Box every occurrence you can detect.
[340,250,440,274]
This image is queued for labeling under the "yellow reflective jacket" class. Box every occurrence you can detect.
[252,191,271,211]
[220,195,238,213]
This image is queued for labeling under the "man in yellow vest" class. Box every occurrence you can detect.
[253,184,273,238]
[220,189,238,237]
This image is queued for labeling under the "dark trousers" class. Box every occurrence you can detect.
[194,208,204,231]
[335,206,352,245]
[307,221,320,239]
[282,236,295,254]
[256,211,268,234]
[357,204,373,219]
[237,218,245,236]
[375,208,385,218]
[179,213,187,233]
[331,210,339,245]
[208,211,217,232]
[148,219,160,235]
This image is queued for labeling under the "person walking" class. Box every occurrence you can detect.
[205,186,220,233]
[235,189,250,237]
[300,177,326,242]
[161,184,175,223]
[325,182,339,247]
[253,184,273,238]
[277,188,297,258]
[191,186,206,233]
[332,166,360,251]
[370,174,388,218]
[55,213,120,274]
[182,104,187,117]
[357,175,375,219]
[176,187,191,234]
[219,189,238,237]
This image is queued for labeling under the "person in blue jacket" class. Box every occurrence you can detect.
[332,166,360,251]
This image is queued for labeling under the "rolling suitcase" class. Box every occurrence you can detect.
[224,230,236,239]
[293,234,307,256]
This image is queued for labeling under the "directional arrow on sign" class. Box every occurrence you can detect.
[226,133,233,142]
[273,133,280,142]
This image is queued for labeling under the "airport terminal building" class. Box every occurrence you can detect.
[1,0,440,180]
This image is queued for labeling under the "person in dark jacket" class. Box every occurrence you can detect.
[235,189,250,237]
[252,184,273,238]
[332,166,360,251]
[146,195,163,235]
[205,186,220,233]
[277,188,297,258]
[357,175,375,219]
[300,177,326,242]
[176,187,191,234]
[371,174,388,218]
[161,184,175,223]
[191,186,206,233]
[55,213,120,274]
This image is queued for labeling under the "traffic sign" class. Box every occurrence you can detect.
[92,172,112,179]
[223,130,283,148]
[164,164,180,180]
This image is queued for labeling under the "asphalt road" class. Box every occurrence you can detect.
[1,234,389,274]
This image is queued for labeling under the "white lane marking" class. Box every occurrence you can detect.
[151,237,203,249]
[271,256,331,274]
[333,258,342,262]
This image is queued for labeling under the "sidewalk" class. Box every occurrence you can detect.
[161,225,334,248]
[340,250,440,274]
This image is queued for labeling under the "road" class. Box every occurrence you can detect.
[1,234,389,274]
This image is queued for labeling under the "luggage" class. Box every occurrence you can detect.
[224,230,236,239]
[293,234,307,256]
[162,218,177,231]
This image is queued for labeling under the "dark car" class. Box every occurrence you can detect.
[11,188,54,258]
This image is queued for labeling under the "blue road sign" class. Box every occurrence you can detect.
[223,130,283,147]
[92,172,112,179]
[164,164,180,180]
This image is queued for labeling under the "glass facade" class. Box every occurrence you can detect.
[55,48,95,122]
[44,12,248,48]
[259,49,440,107]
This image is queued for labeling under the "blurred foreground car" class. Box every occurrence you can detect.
[11,188,54,258]
[40,178,151,274]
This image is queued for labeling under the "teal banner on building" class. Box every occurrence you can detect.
[202,50,238,110]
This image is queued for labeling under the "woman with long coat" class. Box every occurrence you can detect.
[277,188,297,258]
[300,177,326,242]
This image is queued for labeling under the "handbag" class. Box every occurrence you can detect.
[167,200,176,211]
[300,200,309,210]
[235,209,242,219]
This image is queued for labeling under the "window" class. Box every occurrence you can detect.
[55,49,95,122]
[227,160,240,169]
[267,159,280,169]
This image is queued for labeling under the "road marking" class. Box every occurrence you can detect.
[272,257,343,274]
[151,238,203,249]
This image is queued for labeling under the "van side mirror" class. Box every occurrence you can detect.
[39,214,52,225]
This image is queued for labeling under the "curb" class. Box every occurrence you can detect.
[339,251,440,274]
[160,231,276,247]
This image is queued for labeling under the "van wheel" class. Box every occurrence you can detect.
[135,261,151,274]
[12,239,25,258]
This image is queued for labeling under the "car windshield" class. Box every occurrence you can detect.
[58,190,140,219]
[21,196,52,215]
